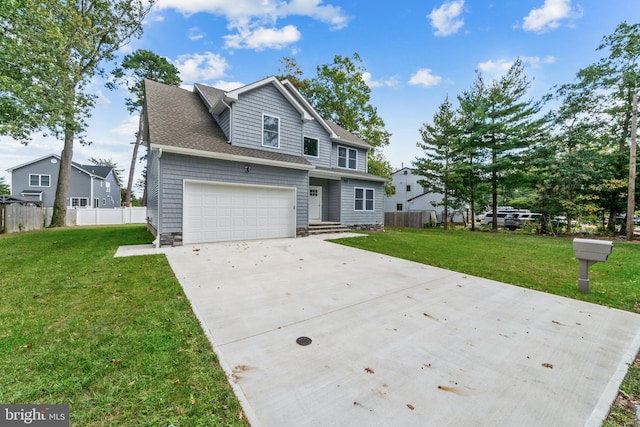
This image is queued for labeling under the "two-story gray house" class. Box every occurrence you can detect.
[6,154,121,208]
[143,76,386,246]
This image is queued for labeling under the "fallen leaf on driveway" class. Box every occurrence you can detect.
[365,367,374,374]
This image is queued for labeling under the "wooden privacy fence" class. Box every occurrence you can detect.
[384,211,437,228]
[1,204,45,233]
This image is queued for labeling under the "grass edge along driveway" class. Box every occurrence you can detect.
[0,225,248,427]
[333,226,640,426]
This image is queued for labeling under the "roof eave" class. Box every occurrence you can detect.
[151,143,314,171]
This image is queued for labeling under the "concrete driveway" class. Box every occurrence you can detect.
[117,235,640,426]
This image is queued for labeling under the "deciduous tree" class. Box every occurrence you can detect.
[109,49,181,206]
[0,0,155,226]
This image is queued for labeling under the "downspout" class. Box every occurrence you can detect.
[90,176,94,208]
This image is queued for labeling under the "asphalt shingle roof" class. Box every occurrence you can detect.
[144,79,311,167]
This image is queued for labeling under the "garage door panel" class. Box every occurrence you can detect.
[184,181,295,244]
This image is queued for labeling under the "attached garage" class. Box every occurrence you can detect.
[183,180,296,244]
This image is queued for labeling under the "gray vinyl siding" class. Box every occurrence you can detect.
[216,108,231,139]
[328,180,342,222]
[231,85,303,156]
[84,168,120,208]
[339,179,384,225]
[331,144,368,173]
[158,153,308,233]
[302,119,332,167]
[10,156,120,208]
[146,149,160,233]
[11,156,60,207]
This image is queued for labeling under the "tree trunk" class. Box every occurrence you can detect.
[626,94,637,241]
[443,188,449,230]
[50,122,74,227]
[124,112,144,207]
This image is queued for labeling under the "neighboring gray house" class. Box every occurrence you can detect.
[385,167,465,223]
[143,76,386,246]
[6,154,121,208]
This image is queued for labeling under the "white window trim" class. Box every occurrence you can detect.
[354,187,375,212]
[105,182,111,193]
[69,197,89,208]
[262,113,280,148]
[29,174,51,187]
[337,146,357,170]
[303,136,319,158]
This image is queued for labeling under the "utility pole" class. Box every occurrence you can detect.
[627,94,638,241]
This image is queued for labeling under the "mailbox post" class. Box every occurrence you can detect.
[572,238,613,293]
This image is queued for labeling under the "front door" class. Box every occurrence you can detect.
[309,185,322,221]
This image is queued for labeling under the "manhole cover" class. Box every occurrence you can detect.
[296,336,312,346]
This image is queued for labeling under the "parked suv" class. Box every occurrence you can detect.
[504,212,541,231]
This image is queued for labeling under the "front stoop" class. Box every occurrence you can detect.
[308,222,350,235]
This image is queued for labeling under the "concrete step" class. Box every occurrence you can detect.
[308,223,350,235]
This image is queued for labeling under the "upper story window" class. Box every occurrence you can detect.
[338,146,357,170]
[262,114,280,148]
[406,185,411,192]
[105,182,111,193]
[29,174,50,187]
[303,137,319,157]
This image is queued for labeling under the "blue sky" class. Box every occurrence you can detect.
[2,0,639,194]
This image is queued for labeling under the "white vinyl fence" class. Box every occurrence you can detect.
[74,207,147,226]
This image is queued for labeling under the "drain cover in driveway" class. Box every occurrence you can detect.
[296,336,312,346]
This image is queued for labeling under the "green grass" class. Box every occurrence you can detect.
[334,227,640,313]
[334,226,640,426]
[0,226,247,426]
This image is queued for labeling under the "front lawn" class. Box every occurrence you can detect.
[0,226,247,426]
[334,227,640,313]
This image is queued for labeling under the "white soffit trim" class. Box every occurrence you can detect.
[152,144,314,171]
[310,168,388,182]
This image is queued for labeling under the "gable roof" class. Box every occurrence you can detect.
[143,79,312,169]
[6,154,115,181]
[280,79,372,150]
[196,76,313,123]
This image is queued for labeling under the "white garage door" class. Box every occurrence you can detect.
[183,181,296,244]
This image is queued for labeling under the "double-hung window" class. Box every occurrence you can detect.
[105,182,111,193]
[303,137,319,157]
[29,174,50,187]
[338,146,357,169]
[70,197,89,208]
[354,188,375,211]
[262,114,280,148]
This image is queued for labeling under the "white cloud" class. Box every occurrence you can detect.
[409,69,444,87]
[428,0,465,37]
[224,24,301,51]
[362,72,400,89]
[521,55,556,68]
[478,56,556,77]
[210,80,245,91]
[188,27,205,41]
[478,59,513,76]
[112,115,140,136]
[156,0,348,50]
[522,0,583,33]
[173,52,230,84]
